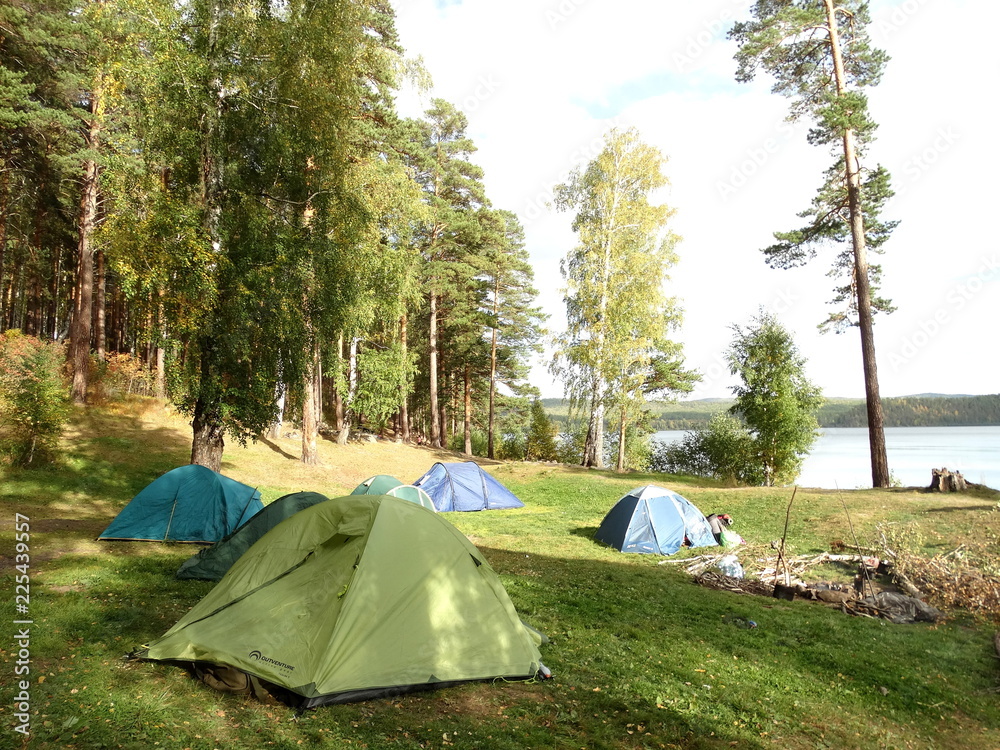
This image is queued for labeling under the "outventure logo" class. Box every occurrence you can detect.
[248,650,295,672]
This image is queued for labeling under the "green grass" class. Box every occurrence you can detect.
[2,404,1000,749]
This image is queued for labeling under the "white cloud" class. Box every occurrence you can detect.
[392,0,1000,399]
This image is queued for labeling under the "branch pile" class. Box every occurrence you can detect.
[884,544,1000,621]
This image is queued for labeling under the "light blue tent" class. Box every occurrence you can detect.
[98,465,263,543]
[594,485,718,556]
[412,462,524,512]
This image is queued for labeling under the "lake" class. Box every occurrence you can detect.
[652,425,1000,490]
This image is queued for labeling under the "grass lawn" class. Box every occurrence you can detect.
[2,400,999,749]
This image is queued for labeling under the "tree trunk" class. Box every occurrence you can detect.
[488,290,499,459]
[338,337,357,445]
[615,404,627,472]
[93,247,106,360]
[824,0,890,488]
[583,374,605,468]
[429,292,441,447]
[399,314,410,442]
[70,89,101,403]
[463,363,473,456]
[190,337,225,471]
[334,334,344,432]
[268,383,285,439]
[191,399,225,471]
[301,343,319,464]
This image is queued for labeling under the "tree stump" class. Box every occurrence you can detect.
[928,467,967,492]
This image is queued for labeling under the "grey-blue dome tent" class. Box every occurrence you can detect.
[412,461,524,512]
[176,491,330,580]
[98,465,263,543]
[594,485,718,556]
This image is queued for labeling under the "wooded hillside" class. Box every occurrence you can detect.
[542,394,1000,430]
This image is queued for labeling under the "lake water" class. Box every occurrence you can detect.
[652,425,1000,490]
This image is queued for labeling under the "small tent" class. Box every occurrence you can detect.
[176,491,331,580]
[98,465,263,543]
[412,461,524,512]
[351,475,404,495]
[352,476,435,512]
[385,484,436,512]
[136,494,546,707]
[594,485,718,556]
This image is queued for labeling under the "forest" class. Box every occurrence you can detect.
[0,0,547,466]
[542,394,1000,431]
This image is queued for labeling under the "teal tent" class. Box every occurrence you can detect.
[137,495,547,707]
[98,465,263,543]
[176,491,331,580]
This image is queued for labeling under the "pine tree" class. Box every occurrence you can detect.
[730,0,897,487]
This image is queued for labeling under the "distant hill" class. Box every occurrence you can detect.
[541,394,1000,430]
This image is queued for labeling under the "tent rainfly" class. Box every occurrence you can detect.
[350,475,404,496]
[176,491,331,580]
[412,461,524,512]
[136,494,548,707]
[352,476,436,512]
[98,465,263,543]
[594,485,718,556]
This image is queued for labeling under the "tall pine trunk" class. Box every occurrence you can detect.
[487,286,499,459]
[399,314,410,442]
[824,0,889,487]
[428,291,441,447]
[70,87,101,404]
[463,363,473,456]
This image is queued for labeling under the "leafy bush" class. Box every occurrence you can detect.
[92,353,157,401]
[525,399,559,461]
[0,331,70,466]
[649,413,763,485]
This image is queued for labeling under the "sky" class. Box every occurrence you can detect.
[390,0,999,401]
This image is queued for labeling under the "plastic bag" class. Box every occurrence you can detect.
[715,554,744,579]
[718,528,744,549]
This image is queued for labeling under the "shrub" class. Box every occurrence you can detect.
[525,399,559,461]
[649,413,763,485]
[92,353,157,401]
[0,331,70,466]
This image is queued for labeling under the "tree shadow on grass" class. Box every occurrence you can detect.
[258,437,299,461]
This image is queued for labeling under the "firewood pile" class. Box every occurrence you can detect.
[692,570,775,597]
[884,543,1000,620]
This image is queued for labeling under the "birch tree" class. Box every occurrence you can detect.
[552,127,690,469]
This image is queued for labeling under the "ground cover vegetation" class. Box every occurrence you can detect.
[2,401,999,749]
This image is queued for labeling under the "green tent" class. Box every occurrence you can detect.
[137,495,547,707]
[175,491,331,580]
[351,475,403,495]
[385,484,436,512]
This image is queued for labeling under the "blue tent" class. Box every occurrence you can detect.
[594,485,718,556]
[412,462,524,512]
[98,465,263,543]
